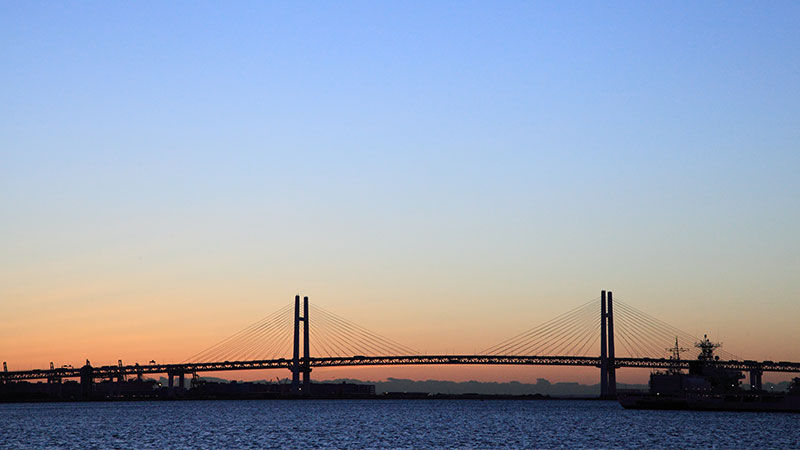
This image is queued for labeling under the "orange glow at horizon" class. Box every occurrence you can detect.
[3,288,799,386]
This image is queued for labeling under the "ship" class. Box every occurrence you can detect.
[618,335,800,412]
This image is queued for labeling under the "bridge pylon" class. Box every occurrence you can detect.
[607,291,616,397]
[291,295,311,396]
[599,290,617,399]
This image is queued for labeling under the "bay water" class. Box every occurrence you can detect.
[1,399,797,449]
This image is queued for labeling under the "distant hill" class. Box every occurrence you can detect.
[185,376,644,396]
[327,378,643,396]
[173,376,793,396]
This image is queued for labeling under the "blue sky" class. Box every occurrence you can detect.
[1,1,799,375]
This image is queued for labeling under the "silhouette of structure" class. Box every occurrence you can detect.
[291,295,311,395]
[599,290,618,398]
[2,290,799,399]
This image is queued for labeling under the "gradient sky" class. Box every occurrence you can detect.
[2,1,799,384]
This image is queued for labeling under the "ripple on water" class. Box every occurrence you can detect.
[0,400,798,449]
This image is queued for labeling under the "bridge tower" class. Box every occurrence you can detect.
[600,291,608,396]
[291,295,311,396]
[599,290,617,398]
[607,291,617,397]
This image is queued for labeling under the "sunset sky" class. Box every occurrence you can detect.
[2,2,799,385]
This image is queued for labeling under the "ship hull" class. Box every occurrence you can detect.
[619,393,800,413]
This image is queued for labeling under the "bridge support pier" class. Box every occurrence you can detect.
[749,368,763,391]
[80,361,93,400]
[167,370,175,398]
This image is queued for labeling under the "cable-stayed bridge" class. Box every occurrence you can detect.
[3,291,799,398]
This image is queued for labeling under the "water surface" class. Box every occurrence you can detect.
[1,399,797,449]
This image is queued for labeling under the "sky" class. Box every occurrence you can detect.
[1,1,799,385]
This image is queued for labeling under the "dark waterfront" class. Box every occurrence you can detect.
[1,399,797,449]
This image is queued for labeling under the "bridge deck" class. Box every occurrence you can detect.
[2,356,799,381]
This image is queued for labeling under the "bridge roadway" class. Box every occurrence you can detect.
[2,355,800,382]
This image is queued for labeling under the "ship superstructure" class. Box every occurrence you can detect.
[619,336,800,412]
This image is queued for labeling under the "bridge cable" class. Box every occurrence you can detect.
[482,298,598,355]
[184,303,293,363]
[522,307,591,355]
[313,305,418,354]
[312,310,410,357]
[613,309,666,357]
[508,301,597,356]
[614,299,740,360]
[480,298,598,354]
[211,309,294,362]
[311,305,418,356]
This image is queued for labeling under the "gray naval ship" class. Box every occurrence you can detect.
[618,336,800,412]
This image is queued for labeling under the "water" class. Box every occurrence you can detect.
[1,399,797,449]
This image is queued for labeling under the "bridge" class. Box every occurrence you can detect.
[3,291,799,398]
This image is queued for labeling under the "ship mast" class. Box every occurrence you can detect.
[666,337,688,374]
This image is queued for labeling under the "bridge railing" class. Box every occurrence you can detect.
[3,356,800,382]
